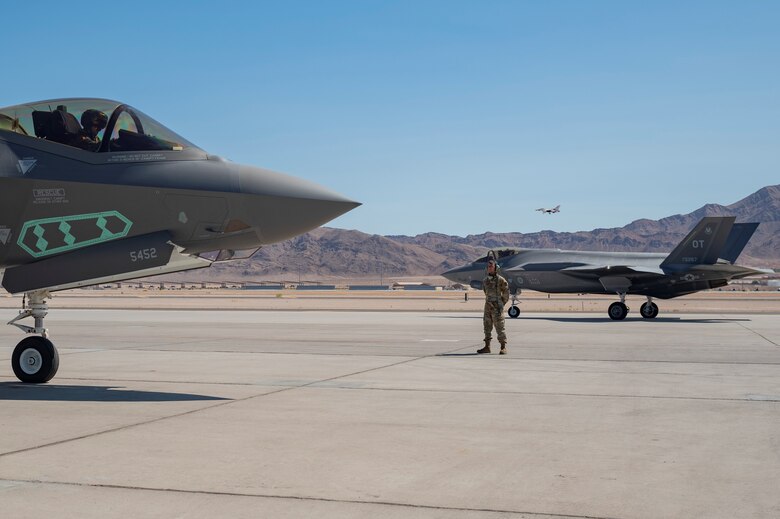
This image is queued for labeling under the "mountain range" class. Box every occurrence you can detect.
[174,184,780,283]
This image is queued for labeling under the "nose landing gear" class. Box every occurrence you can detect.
[7,291,59,383]
[507,287,521,319]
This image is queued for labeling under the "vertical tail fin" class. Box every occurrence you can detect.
[719,222,759,263]
[660,217,735,269]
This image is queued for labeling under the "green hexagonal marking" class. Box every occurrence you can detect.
[18,211,133,258]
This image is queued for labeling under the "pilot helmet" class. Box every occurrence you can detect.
[81,109,108,136]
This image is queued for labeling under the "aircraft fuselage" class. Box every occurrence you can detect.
[442,218,763,320]
[0,119,357,273]
[0,97,359,383]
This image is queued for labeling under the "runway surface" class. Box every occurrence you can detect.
[1,309,779,518]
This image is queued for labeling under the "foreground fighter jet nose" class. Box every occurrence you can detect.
[262,197,361,243]
[238,165,360,243]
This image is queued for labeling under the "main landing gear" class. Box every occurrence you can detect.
[640,297,659,319]
[7,291,59,383]
[608,294,659,320]
[608,299,629,320]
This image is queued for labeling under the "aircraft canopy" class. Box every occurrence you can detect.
[474,248,520,264]
[0,98,199,153]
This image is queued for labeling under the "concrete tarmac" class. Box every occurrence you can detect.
[1,308,779,518]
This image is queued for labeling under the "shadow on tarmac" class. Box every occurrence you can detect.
[429,315,752,324]
[0,383,229,402]
[519,316,752,324]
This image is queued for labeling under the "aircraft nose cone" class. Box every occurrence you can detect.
[238,165,360,243]
[441,264,473,283]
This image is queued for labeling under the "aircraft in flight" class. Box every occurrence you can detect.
[442,216,766,320]
[536,205,560,214]
[0,98,359,383]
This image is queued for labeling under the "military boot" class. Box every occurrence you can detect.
[477,340,491,354]
[499,341,507,355]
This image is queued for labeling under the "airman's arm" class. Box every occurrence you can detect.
[500,277,510,306]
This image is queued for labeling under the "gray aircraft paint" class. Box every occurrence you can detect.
[0,98,360,383]
[442,217,766,319]
[0,98,359,291]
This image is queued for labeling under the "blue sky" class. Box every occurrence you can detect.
[4,1,778,236]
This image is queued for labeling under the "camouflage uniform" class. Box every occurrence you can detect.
[482,272,509,348]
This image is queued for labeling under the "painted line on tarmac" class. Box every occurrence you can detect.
[0,345,469,460]
[0,478,622,519]
[734,320,780,347]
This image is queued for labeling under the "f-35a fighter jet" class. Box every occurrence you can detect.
[442,217,765,321]
[0,98,359,383]
[535,205,560,214]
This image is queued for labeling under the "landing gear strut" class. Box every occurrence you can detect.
[640,297,659,319]
[507,288,520,319]
[608,292,629,320]
[7,291,59,383]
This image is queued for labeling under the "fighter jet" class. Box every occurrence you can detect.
[0,98,359,383]
[442,217,766,320]
[536,205,560,214]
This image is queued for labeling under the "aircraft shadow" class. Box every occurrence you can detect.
[0,383,229,403]
[428,315,483,320]
[519,316,752,324]
[428,315,751,324]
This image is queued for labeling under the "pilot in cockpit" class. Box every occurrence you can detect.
[73,109,108,151]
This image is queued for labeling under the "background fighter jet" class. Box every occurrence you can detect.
[442,217,766,321]
[0,98,359,383]
[536,205,560,214]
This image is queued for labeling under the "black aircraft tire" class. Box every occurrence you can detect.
[608,302,628,321]
[640,302,659,319]
[11,336,59,383]
[508,306,520,319]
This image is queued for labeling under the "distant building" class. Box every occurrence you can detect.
[244,283,284,290]
[243,281,284,290]
[391,282,439,291]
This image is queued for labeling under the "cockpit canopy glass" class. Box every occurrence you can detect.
[474,248,519,263]
[0,98,200,153]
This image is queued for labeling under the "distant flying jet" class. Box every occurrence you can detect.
[536,205,560,214]
[442,217,766,320]
[0,97,359,383]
